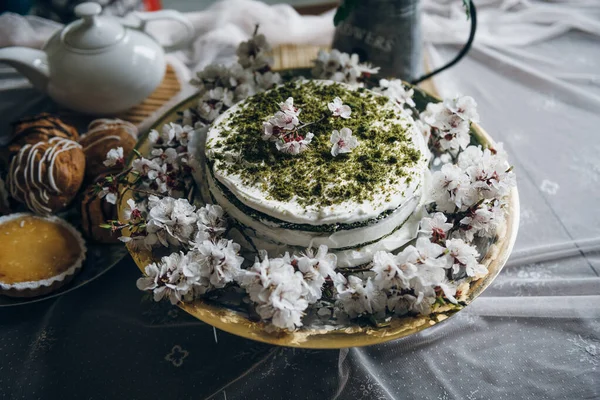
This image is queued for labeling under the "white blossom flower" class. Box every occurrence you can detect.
[313,49,342,77]
[236,33,272,71]
[262,120,281,141]
[365,237,452,313]
[312,49,379,85]
[156,122,190,146]
[459,200,505,241]
[150,147,179,166]
[103,147,124,167]
[97,185,118,205]
[202,87,234,108]
[420,212,453,242]
[228,63,254,87]
[386,292,417,315]
[439,124,471,151]
[437,279,459,304]
[330,128,359,156]
[328,97,352,119]
[279,97,301,118]
[180,108,195,127]
[197,100,224,123]
[272,110,299,131]
[194,203,227,242]
[336,276,387,318]
[445,238,487,278]
[376,79,416,108]
[255,71,282,91]
[420,102,471,151]
[261,287,307,330]
[293,245,337,303]
[331,271,348,293]
[355,61,380,76]
[444,95,479,123]
[171,123,194,146]
[431,163,474,212]
[180,253,211,297]
[135,260,163,291]
[413,237,447,268]
[457,145,484,169]
[119,233,156,251]
[234,82,255,101]
[148,129,159,144]
[187,239,244,291]
[410,291,436,315]
[136,252,190,305]
[372,237,447,308]
[237,253,309,330]
[145,195,198,247]
[191,63,232,92]
[123,198,144,222]
[262,98,309,152]
[371,250,417,291]
[461,146,515,200]
[275,132,314,155]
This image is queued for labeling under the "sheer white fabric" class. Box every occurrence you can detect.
[0,0,598,398]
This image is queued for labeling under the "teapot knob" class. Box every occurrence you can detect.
[74,2,102,24]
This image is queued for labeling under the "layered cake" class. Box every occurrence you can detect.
[203,80,429,267]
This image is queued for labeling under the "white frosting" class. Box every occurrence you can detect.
[8,137,81,215]
[207,168,421,250]
[0,213,87,292]
[244,208,424,268]
[206,80,429,226]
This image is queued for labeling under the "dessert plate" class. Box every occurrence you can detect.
[0,210,128,307]
[121,70,519,348]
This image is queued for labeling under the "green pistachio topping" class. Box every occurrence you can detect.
[207,80,421,208]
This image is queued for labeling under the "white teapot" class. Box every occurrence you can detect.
[0,3,194,115]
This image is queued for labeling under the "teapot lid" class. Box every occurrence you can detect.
[62,3,125,50]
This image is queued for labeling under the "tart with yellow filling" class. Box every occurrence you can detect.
[0,213,86,298]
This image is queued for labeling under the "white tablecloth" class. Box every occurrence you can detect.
[0,0,599,398]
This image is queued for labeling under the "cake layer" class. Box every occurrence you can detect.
[233,208,424,268]
[206,167,422,250]
[205,80,428,226]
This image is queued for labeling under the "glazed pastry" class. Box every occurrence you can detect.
[80,178,119,243]
[8,113,79,156]
[7,137,86,215]
[0,213,86,298]
[79,118,138,179]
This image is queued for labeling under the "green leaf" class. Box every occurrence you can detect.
[462,0,472,20]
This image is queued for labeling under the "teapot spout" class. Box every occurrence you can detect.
[0,47,49,91]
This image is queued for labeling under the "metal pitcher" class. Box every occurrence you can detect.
[332,0,477,84]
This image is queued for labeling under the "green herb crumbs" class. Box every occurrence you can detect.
[210,80,421,207]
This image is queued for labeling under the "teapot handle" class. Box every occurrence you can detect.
[123,10,195,53]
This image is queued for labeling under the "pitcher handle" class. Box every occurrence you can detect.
[410,0,477,85]
[124,10,195,53]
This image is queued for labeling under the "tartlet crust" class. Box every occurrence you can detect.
[0,213,87,298]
